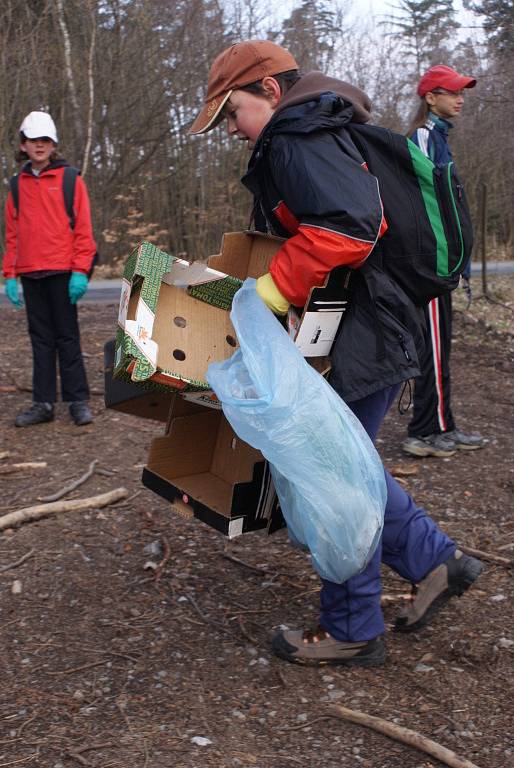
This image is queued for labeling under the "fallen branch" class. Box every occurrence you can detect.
[0,548,35,574]
[328,704,481,768]
[0,488,128,531]
[0,462,47,475]
[459,544,512,568]
[154,537,171,583]
[38,460,98,502]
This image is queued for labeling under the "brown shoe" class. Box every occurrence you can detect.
[272,626,386,667]
[395,549,485,633]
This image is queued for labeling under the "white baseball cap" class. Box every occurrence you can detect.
[19,111,58,143]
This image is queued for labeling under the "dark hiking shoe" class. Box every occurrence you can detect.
[15,402,54,427]
[402,433,456,458]
[69,401,93,426]
[395,549,485,633]
[272,626,386,667]
[444,428,485,451]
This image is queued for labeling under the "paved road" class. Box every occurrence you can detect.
[1,263,513,306]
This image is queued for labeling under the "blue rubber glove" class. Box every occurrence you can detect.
[5,278,23,308]
[68,272,89,304]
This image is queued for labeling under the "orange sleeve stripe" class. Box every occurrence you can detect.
[269,224,380,307]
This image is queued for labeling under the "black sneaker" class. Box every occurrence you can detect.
[15,402,54,427]
[272,626,386,667]
[395,549,485,633]
[69,401,93,426]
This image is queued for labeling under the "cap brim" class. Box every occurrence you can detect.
[462,77,476,89]
[188,90,232,135]
[22,132,57,142]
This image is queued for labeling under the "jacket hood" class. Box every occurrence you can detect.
[22,158,70,175]
[277,71,372,123]
[250,73,372,155]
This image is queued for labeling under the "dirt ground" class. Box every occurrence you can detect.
[1,281,513,768]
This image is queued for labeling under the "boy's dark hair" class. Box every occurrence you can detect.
[239,69,302,98]
[406,99,430,138]
[15,131,61,164]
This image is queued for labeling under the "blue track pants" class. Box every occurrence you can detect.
[319,384,455,641]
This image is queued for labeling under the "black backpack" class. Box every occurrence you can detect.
[9,166,100,279]
[347,123,473,306]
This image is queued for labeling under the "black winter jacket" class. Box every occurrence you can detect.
[242,72,424,403]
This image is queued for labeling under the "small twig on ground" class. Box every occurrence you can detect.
[380,592,412,604]
[65,751,90,767]
[154,537,171,583]
[279,715,330,732]
[44,659,112,676]
[17,715,37,738]
[0,548,35,574]
[222,551,270,575]
[0,487,128,531]
[95,467,115,477]
[65,743,115,767]
[327,704,482,768]
[111,489,142,507]
[38,460,98,502]
[222,550,302,588]
[185,591,230,635]
[459,544,512,568]
[237,616,258,644]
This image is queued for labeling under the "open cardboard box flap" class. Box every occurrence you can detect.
[142,395,280,538]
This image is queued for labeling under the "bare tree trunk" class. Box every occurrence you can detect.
[54,0,82,147]
[81,1,97,178]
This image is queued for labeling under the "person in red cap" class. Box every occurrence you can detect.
[190,42,484,668]
[402,65,486,458]
[2,111,96,427]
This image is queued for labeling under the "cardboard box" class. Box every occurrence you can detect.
[113,232,351,395]
[113,233,284,393]
[104,339,173,421]
[142,395,282,538]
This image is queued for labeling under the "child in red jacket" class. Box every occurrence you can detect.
[2,111,96,427]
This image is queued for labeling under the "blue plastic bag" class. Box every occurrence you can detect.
[207,279,386,583]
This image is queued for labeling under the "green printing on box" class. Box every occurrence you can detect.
[114,241,242,391]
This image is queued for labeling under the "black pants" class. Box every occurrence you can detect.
[21,274,89,404]
[408,292,455,437]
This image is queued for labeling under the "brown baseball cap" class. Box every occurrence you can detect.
[189,40,298,135]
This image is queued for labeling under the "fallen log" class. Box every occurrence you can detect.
[328,704,481,768]
[0,488,129,531]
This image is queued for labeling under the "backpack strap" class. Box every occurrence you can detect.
[9,167,79,230]
[62,166,79,230]
[9,174,20,215]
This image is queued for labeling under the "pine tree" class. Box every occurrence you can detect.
[278,0,341,72]
[384,0,459,76]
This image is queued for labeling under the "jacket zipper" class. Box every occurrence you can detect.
[445,163,464,274]
[397,332,411,362]
[433,163,463,274]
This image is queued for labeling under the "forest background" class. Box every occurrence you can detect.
[0,0,512,268]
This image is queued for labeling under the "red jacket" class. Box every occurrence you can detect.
[2,163,96,278]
